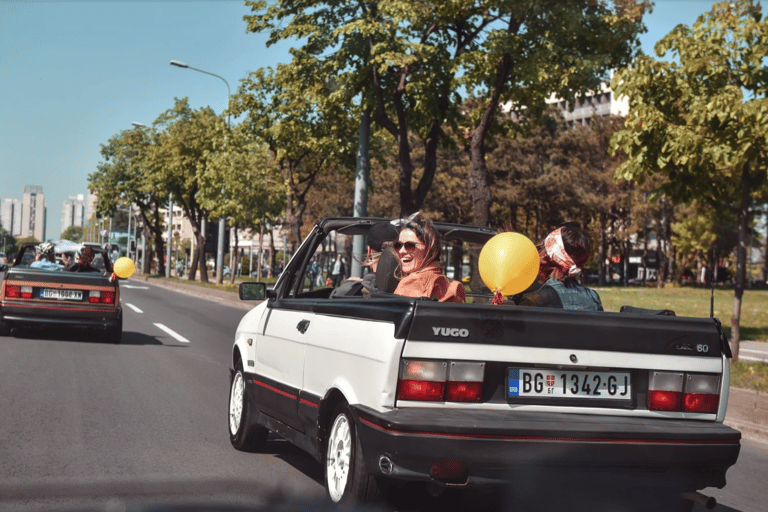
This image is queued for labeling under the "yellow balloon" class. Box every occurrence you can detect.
[113,257,135,279]
[478,233,540,296]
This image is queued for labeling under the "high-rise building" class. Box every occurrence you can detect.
[21,185,46,241]
[1,198,22,236]
[61,194,86,235]
[86,191,98,222]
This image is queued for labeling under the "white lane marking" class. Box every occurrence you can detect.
[125,303,143,314]
[154,323,190,343]
[123,285,150,289]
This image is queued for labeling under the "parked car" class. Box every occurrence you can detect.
[0,252,6,271]
[0,243,122,342]
[227,217,740,509]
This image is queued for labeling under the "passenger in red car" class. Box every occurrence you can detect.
[67,247,99,273]
[393,212,465,303]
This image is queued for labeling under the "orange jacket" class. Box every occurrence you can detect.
[394,262,465,303]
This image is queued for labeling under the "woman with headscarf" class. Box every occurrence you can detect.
[392,213,465,303]
[517,223,603,311]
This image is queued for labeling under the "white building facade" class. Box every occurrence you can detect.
[21,185,46,241]
[1,198,22,236]
[61,194,86,234]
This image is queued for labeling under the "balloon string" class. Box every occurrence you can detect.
[492,291,504,305]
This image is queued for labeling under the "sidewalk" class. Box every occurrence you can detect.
[129,274,768,444]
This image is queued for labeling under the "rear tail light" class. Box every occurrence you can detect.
[397,360,447,401]
[397,360,485,403]
[20,286,33,299]
[683,374,720,413]
[6,285,21,298]
[647,371,683,411]
[89,291,116,304]
[648,371,720,413]
[446,362,485,402]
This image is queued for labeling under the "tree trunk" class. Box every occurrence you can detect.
[763,215,768,283]
[230,228,239,284]
[730,164,752,361]
[598,212,607,287]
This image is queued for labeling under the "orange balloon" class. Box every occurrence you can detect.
[478,233,539,296]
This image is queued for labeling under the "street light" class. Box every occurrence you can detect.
[170,60,230,285]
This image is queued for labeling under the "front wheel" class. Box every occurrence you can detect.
[325,403,385,505]
[228,359,268,452]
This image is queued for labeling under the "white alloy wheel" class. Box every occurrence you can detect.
[229,371,245,436]
[326,412,352,502]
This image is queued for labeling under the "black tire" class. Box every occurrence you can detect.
[106,310,122,344]
[324,402,385,505]
[228,358,268,452]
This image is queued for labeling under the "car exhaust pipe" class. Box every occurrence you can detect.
[681,491,716,510]
[378,456,393,475]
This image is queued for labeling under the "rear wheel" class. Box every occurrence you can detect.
[228,358,268,452]
[325,402,385,505]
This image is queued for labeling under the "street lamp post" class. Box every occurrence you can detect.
[170,60,230,285]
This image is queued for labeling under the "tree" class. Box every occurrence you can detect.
[611,0,768,359]
[462,1,650,227]
[61,226,84,243]
[149,98,228,283]
[245,1,649,223]
[230,63,357,250]
[90,127,169,275]
[202,124,285,284]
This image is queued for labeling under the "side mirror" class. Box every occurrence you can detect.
[239,282,267,301]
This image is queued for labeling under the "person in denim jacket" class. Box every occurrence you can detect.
[518,224,603,311]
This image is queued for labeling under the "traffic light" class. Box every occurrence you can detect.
[203,219,230,256]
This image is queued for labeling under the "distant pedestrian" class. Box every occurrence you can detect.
[330,254,345,287]
[307,257,319,291]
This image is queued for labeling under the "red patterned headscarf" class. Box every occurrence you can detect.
[544,227,581,277]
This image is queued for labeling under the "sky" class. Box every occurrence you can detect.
[0,1,737,240]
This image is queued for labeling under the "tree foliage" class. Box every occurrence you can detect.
[610,0,768,357]
[61,226,84,243]
[89,126,170,275]
[230,61,357,250]
[244,0,649,225]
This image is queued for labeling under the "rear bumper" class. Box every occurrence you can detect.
[351,405,741,491]
[1,303,120,330]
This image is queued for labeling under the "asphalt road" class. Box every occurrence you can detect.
[0,281,766,511]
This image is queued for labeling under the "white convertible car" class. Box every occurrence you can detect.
[227,217,740,511]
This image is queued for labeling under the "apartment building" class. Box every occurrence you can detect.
[61,194,86,234]
[21,185,46,241]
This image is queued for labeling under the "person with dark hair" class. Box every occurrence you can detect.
[330,221,400,297]
[517,224,603,311]
[393,212,465,303]
[68,247,100,273]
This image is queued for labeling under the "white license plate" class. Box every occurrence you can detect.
[507,368,631,400]
[41,289,83,301]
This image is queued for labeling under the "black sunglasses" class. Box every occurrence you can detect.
[393,241,422,251]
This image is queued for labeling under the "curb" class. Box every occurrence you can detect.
[129,274,253,311]
[127,274,768,444]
